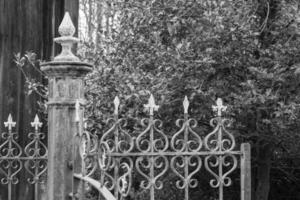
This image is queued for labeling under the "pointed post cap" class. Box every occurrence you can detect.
[144,94,159,116]
[212,98,227,117]
[58,12,76,37]
[53,12,80,62]
[31,115,43,131]
[4,114,16,131]
[40,12,93,78]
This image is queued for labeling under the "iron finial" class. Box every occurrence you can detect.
[114,96,120,115]
[212,98,227,117]
[53,12,80,62]
[31,115,43,131]
[144,94,159,116]
[4,114,16,131]
[183,96,189,114]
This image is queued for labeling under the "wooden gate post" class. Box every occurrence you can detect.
[41,12,92,200]
[241,143,251,200]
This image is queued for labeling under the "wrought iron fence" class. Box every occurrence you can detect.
[0,114,47,200]
[0,95,250,200]
[77,95,251,200]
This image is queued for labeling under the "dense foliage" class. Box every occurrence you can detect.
[79,1,300,199]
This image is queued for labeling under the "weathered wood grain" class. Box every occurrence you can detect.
[0,1,79,200]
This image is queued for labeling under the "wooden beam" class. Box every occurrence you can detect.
[41,12,92,200]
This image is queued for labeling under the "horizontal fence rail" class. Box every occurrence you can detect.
[0,114,47,200]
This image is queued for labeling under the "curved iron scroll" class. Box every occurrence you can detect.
[0,114,47,200]
[79,96,242,200]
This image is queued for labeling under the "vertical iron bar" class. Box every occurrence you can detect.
[34,166,38,200]
[218,155,223,200]
[114,114,119,200]
[218,117,223,200]
[8,130,12,200]
[34,129,39,200]
[72,114,84,200]
[80,120,85,200]
[218,119,222,151]
[114,158,119,200]
[184,113,189,200]
[34,175,38,200]
[150,155,154,200]
[150,115,154,200]
[8,163,11,200]
[79,117,86,200]
[184,156,189,200]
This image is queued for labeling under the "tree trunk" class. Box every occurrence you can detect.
[0,1,78,200]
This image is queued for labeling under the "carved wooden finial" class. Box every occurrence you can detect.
[4,114,16,131]
[144,94,159,116]
[31,115,43,131]
[113,96,120,115]
[183,96,189,114]
[58,12,76,37]
[53,12,80,62]
[212,98,227,117]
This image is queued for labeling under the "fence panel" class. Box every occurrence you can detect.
[76,96,251,200]
[0,114,47,200]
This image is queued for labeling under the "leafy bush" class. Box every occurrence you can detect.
[79,1,300,199]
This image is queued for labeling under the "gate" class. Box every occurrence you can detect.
[75,96,251,200]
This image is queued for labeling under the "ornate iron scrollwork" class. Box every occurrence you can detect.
[79,96,243,200]
[0,114,47,200]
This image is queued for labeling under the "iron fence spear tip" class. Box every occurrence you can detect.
[114,96,120,115]
[8,113,12,121]
[144,94,159,115]
[149,94,159,110]
[4,113,16,130]
[114,96,120,105]
[212,98,227,117]
[183,96,189,114]
[31,114,42,130]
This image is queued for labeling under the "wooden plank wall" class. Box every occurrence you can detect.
[0,1,78,200]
